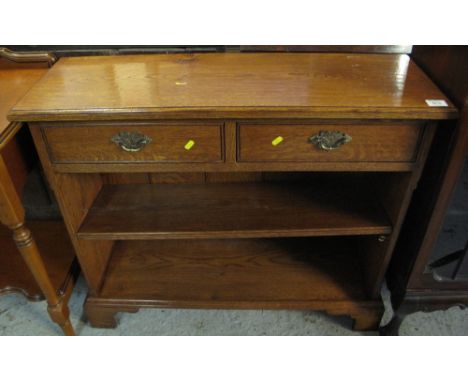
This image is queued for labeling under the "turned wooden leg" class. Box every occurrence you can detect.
[12,222,75,335]
[0,156,74,335]
[84,300,139,328]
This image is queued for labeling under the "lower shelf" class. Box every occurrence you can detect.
[97,237,371,307]
[86,237,383,330]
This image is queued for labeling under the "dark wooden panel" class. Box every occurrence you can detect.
[239,123,422,163]
[0,220,76,301]
[101,173,150,184]
[239,46,412,54]
[4,45,412,56]
[149,172,206,184]
[412,46,468,108]
[407,108,468,290]
[77,180,392,240]
[387,47,468,309]
[205,172,263,183]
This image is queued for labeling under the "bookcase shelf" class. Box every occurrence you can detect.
[77,181,392,240]
[95,237,370,308]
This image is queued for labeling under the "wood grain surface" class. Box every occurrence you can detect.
[9,53,457,121]
[239,122,422,162]
[99,237,367,303]
[77,180,392,240]
[42,122,223,163]
[0,60,48,146]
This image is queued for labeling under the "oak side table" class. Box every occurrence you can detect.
[8,52,457,330]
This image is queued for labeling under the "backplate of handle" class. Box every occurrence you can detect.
[111,132,152,152]
[309,131,352,151]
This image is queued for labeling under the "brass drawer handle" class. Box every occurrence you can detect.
[111,132,152,152]
[309,131,352,151]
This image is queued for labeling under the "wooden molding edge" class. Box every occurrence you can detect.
[0,47,57,67]
[0,122,22,151]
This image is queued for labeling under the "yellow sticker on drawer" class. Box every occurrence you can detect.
[272,136,284,146]
[184,140,195,150]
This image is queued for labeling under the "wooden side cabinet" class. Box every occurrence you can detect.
[385,46,468,334]
[8,52,456,330]
[0,48,77,335]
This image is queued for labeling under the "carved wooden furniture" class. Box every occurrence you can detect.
[0,48,76,335]
[8,52,456,330]
[385,46,468,334]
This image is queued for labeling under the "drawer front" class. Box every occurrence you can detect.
[238,123,423,162]
[43,123,224,164]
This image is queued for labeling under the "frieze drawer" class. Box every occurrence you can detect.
[238,123,423,163]
[42,123,224,164]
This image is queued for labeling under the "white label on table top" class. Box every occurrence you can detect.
[426,99,449,107]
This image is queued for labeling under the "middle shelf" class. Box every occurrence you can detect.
[77,179,392,240]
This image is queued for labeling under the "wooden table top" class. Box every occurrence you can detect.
[0,60,49,148]
[8,53,457,121]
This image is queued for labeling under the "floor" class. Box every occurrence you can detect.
[1,276,467,335]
